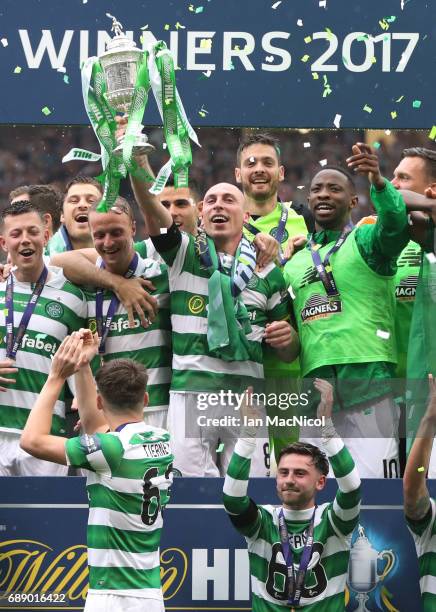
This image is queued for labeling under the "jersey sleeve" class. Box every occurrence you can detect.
[223,438,263,538]
[265,266,292,322]
[406,497,435,538]
[65,432,123,474]
[323,434,361,537]
[150,223,185,267]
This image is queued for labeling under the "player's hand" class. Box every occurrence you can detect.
[0,359,18,392]
[346,143,385,190]
[0,262,13,281]
[239,386,263,438]
[314,378,334,420]
[283,234,307,261]
[253,232,279,270]
[115,114,128,143]
[49,333,84,380]
[423,189,436,223]
[114,276,158,328]
[78,329,100,365]
[264,320,293,349]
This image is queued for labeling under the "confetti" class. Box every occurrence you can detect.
[376,329,390,340]
[385,129,391,135]
[417,467,425,473]
[303,142,311,148]
[333,114,341,128]
[319,0,327,6]
[412,99,422,109]
[140,24,149,30]
[57,66,66,73]
[322,75,332,97]
[189,3,194,10]
[200,38,212,49]
[265,56,274,63]
[304,36,312,43]
[391,111,397,119]
[216,442,225,453]
[325,27,334,40]
[198,105,209,117]
[425,252,436,264]
[319,159,328,167]
[202,70,212,77]
[63,75,69,84]
[301,54,310,63]
[175,22,185,30]
[41,106,52,116]
[312,72,319,80]
[373,141,381,149]
[297,185,305,190]
[164,24,170,30]
[428,126,436,140]
[195,6,204,13]
[13,66,22,74]
[1,38,8,47]
[395,95,404,103]
[363,104,372,113]
[82,0,87,3]
[379,19,389,31]
[160,228,168,234]
[297,19,303,26]
[271,1,282,8]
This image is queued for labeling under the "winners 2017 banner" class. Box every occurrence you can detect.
[0,0,434,128]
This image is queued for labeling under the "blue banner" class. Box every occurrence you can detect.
[0,478,422,611]
[0,0,434,128]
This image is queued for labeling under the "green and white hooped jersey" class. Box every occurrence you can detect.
[66,422,173,598]
[86,256,171,412]
[0,268,87,434]
[406,498,436,611]
[134,238,163,263]
[223,437,361,611]
[160,231,291,393]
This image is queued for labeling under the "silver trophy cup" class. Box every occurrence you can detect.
[99,14,154,155]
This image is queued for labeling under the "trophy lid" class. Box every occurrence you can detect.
[100,13,142,60]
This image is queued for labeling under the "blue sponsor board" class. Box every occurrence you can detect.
[0,477,423,610]
[0,0,434,128]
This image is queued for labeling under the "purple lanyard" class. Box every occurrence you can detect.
[244,201,289,265]
[95,254,139,355]
[5,266,48,360]
[278,506,316,606]
[60,225,74,251]
[308,223,353,299]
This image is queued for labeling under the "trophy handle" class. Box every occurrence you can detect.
[377,549,395,582]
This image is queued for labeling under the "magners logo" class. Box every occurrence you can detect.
[301,294,342,323]
[395,275,418,301]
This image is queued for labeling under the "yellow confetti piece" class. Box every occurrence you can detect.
[41,106,52,116]
[371,56,376,63]
[164,98,172,105]
[391,111,397,119]
[175,22,185,30]
[189,3,194,10]
[304,36,312,43]
[312,72,319,80]
[418,466,425,472]
[301,54,310,63]
[379,19,389,30]
[200,38,212,49]
[13,66,21,74]
[234,45,240,51]
[429,126,436,140]
[164,24,170,30]
[325,27,334,40]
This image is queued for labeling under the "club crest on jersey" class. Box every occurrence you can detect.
[395,275,418,300]
[88,318,97,333]
[45,302,64,319]
[247,274,259,289]
[270,227,289,243]
[301,294,342,323]
[188,295,206,314]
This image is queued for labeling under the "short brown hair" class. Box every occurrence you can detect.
[95,359,148,411]
[402,147,436,182]
[9,185,30,202]
[277,442,329,476]
[29,185,63,233]
[90,196,135,223]
[64,175,103,197]
[236,132,281,166]
[0,200,45,231]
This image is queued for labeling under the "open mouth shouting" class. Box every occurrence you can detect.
[19,248,36,260]
[74,212,89,225]
[210,214,229,225]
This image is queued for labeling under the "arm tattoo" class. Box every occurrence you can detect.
[405,494,431,521]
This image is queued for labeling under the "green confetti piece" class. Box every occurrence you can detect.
[195,6,204,13]
[41,106,52,116]
[363,104,372,113]
[428,126,436,140]
[356,34,369,41]
[418,466,425,472]
[63,75,69,84]
[373,141,381,149]
[386,15,397,22]
[325,27,333,40]
[216,443,225,453]
[301,54,310,63]
[412,99,422,109]
[13,66,21,74]
[304,36,312,43]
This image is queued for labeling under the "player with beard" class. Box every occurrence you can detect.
[284,143,410,478]
[223,379,360,610]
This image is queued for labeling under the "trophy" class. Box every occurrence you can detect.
[347,525,395,612]
[99,13,154,156]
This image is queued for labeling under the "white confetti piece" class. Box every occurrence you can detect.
[271,0,282,8]
[83,0,88,3]
[1,38,8,47]
[319,0,327,6]
[319,159,328,166]
[376,329,390,340]
[303,142,311,148]
[160,228,168,234]
[297,185,305,190]
[297,19,303,26]
[425,252,436,264]
[202,70,212,77]
[384,129,391,135]
[333,113,341,128]
[265,56,274,63]
[57,66,66,73]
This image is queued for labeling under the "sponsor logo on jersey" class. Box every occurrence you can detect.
[188,295,206,314]
[301,294,342,323]
[19,333,57,356]
[45,301,64,319]
[269,226,289,243]
[395,275,418,300]
[300,265,319,288]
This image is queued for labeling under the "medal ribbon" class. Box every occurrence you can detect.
[244,201,289,265]
[278,507,316,606]
[60,226,74,252]
[308,223,354,299]
[5,266,48,360]
[96,254,139,355]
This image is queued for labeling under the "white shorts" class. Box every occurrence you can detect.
[167,391,271,477]
[84,592,165,612]
[300,396,400,479]
[0,431,67,476]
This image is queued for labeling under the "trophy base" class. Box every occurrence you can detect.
[114,135,155,157]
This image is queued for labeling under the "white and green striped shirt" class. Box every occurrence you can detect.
[86,256,171,413]
[158,231,291,393]
[0,267,87,435]
[66,422,173,598]
[223,435,361,610]
[406,497,436,611]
